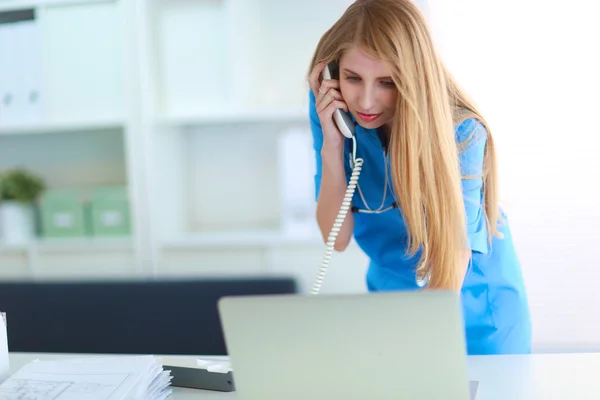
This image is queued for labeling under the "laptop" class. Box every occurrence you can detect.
[218,290,472,400]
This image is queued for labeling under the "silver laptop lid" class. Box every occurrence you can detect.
[218,290,471,400]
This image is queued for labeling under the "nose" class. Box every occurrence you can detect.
[358,85,376,112]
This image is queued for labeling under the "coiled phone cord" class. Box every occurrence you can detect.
[310,135,363,295]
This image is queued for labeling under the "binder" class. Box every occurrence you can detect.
[0,12,43,127]
[19,18,44,124]
[0,22,18,125]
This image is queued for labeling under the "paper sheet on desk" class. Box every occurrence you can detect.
[0,355,172,400]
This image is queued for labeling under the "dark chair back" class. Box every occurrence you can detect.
[0,277,297,355]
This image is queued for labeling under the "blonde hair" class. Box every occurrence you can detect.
[308,0,501,290]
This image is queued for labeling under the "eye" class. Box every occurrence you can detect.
[380,80,395,88]
[345,75,360,83]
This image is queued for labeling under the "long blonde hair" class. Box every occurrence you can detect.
[308,0,501,290]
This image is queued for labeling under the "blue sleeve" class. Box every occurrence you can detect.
[456,118,489,254]
[309,90,324,201]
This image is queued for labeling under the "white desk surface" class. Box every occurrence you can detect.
[8,351,600,399]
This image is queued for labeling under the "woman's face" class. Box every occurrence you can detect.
[339,46,398,132]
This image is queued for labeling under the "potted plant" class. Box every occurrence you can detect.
[0,168,45,246]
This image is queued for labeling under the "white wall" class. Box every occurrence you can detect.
[428,0,600,352]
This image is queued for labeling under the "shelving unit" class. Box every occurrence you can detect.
[142,0,356,283]
[161,229,324,249]
[0,0,139,278]
[0,0,108,13]
[0,118,124,136]
[157,108,308,129]
[0,0,364,290]
[1,237,132,251]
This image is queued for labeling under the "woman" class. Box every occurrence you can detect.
[307,0,531,355]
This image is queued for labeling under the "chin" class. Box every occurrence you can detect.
[354,117,386,130]
[357,121,384,130]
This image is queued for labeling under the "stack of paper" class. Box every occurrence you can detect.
[0,355,172,399]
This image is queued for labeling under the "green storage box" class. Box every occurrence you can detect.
[90,185,131,236]
[39,187,91,238]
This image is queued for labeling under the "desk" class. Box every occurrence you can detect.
[8,352,600,399]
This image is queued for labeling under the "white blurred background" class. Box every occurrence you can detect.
[0,0,598,353]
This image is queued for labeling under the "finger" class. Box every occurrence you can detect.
[320,78,340,89]
[319,98,348,115]
[316,80,341,103]
[309,60,327,95]
[316,90,341,113]
[325,88,343,102]
[326,100,349,114]
[316,89,338,108]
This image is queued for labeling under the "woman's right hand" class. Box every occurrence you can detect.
[309,61,348,149]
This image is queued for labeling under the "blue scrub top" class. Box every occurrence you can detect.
[309,91,532,355]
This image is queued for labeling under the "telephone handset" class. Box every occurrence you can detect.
[321,63,356,139]
[310,63,364,295]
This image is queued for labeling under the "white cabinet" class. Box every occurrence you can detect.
[38,0,124,123]
[155,0,230,117]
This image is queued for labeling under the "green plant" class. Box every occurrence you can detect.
[0,168,46,203]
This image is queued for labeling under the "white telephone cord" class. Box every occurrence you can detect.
[310,136,363,295]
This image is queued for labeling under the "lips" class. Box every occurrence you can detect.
[356,112,382,123]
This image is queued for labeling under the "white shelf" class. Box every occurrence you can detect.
[0,117,124,136]
[158,108,308,128]
[0,237,133,253]
[0,0,115,13]
[161,230,324,249]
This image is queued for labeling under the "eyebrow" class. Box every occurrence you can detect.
[343,68,392,80]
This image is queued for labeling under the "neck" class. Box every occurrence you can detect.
[380,121,392,137]
[377,125,391,153]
